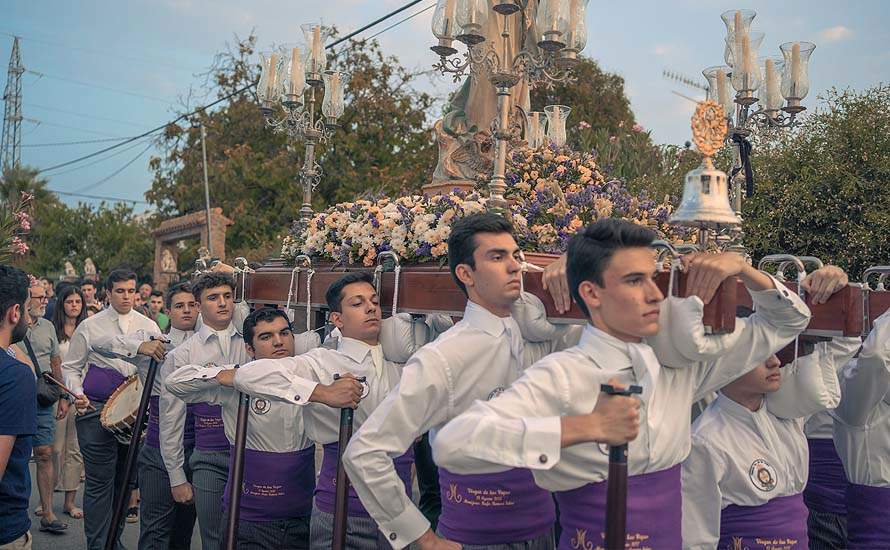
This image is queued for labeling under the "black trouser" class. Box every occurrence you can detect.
[414,432,441,529]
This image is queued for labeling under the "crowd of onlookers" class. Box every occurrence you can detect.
[1,266,166,549]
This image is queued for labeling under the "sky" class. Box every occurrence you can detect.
[2,0,888,213]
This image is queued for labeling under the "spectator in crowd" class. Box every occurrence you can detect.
[0,265,38,550]
[148,290,169,332]
[24,284,68,534]
[138,282,153,304]
[50,285,87,521]
[40,278,56,321]
[79,281,98,310]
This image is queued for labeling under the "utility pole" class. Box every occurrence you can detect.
[1,37,24,174]
[197,121,213,256]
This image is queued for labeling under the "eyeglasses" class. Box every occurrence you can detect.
[31,295,49,302]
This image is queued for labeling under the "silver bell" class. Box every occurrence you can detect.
[670,157,741,228]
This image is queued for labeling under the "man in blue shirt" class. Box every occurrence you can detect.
[0,265,38,550]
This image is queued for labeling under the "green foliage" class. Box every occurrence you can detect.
[147,33,435,260]
[743,85,890,277]
[1,166,154,277]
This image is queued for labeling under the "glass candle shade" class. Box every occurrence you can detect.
[728,30,764,96]
[321,71,345,125]
[431,0,459,55]
[278,46,306,107]
[301,24,332,83]
[780,41,815,105]
[544,104,571,147]
[526,111,546,149]
[257,51,281,105]
[759,57,784,112]
[536,0,570,51]
[559,0,588,65]
[702,65,735,124]
[721,9,756,66]
[455,0,488,45]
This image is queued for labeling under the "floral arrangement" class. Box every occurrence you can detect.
[282,144,688,266]
[1,192,33,264]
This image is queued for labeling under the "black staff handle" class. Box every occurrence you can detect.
[601,383,643,550]
[332,374,366,550]
[104,358,160,550]
[225,379,250,550]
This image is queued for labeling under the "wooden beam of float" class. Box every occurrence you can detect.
[244,258,890,337]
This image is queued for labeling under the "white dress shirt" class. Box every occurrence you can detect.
[61,307,160,396]
[232,337,398,445]
[431,276,809,491]
[832,309,890,487]
[159,322,251,486]
[681,341,844,550]
[341,301,556,549]
[796,338,862,438]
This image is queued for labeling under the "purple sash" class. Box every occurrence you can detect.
[803,438,849,515]
[183,404,196,448]
[222,446,316,521]
[438,467,555,545]
[192,402,228,451]
[554,464,681,550]
[145,397,195,449]
[846,483,890,548]
[718,493,808,549]
[82,363,127,402]
[314,443,414,517]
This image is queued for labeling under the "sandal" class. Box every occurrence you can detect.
[34,505,44,517]
[64,507,84,519]
[39,518,69,534]
[126,506,139,523]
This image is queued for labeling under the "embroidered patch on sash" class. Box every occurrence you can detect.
[487,387,505,400]
[251,398,270,415]
[749,459,777,492]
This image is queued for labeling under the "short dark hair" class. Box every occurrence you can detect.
[40,277,54,288]
[325,272,375,313]
[105,269,137,291]
[164,282,194,309]
[567,219,657,317]
[149,290,163,299]
[447,212,514,297]
[0,265,30,323]
[191,272,235,301]
[52,285,86,341]
[80,280,96,290]
[243,307,291,347]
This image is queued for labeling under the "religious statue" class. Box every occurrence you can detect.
[425,1,537,193]
[161,249,177,273]
[63,261,78,280]
[83,258,97,280]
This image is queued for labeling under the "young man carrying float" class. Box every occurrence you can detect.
[220,273,448,549]
[343,213,642,550]
[432,218,811,549]
[166,307,361,549]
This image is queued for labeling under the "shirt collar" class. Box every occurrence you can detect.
[715,392,765,419]
[337,337,374,364]
[576,324,634,367]
[462,300,509,337]
[197,322,236,344]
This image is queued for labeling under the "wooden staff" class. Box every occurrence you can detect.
[225,384,250,550]
[105,358,160,550]
[601,383,642,550]
[332,374,366,550]
[41,372,97,412]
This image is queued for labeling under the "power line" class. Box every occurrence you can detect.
[327,0,425,49]
[363,2,436,44]
[73,141,154,194]
[23,118,128,138]
[25,69,178,106]
[49,188,150,204]
[21,136,133,148]
[41,136,155,177]
[26,103,151,129]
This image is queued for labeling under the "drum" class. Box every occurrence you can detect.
[100,375,141,445]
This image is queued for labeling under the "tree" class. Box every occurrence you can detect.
[743,85,890,277]
[147,33,435,260]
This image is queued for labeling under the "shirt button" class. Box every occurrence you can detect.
[539,454,548,464]
[294,395,301,401]
[389,533,397,541]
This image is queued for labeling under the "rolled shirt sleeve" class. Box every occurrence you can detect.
[232,356,319,406]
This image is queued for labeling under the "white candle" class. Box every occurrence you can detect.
[790,42,801,97]
[444,0,456,36]
[312,26,322,72]
[469,0,477,25]
[267,52,279,99]
[290,47,300,94]
[716,69,728,110]
[741,34,751,89]
[733,10,744,68]
[765,58,777,107]
[568,0,579,45]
